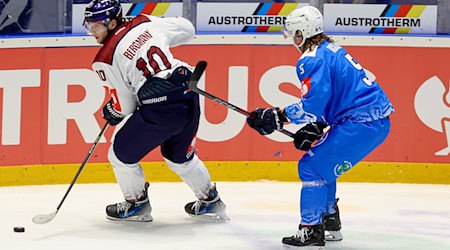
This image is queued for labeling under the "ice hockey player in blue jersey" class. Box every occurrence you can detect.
[246,5,394,249]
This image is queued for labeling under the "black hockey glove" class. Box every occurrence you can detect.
[293,122,328,151]
[102,100,125,126]
[247,107,286,135]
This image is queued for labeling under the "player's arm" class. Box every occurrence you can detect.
[246,57,330,136]
[283,56,331,150]
[93,62,136,125]
[283,56,331,125]
[145,15,195,47]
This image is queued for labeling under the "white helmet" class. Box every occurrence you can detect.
[283,6,324,49]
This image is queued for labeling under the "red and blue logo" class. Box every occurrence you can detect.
[369,5,426,34]
[242,3,299,32]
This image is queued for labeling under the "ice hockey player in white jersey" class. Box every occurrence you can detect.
[246,5,394,249]
[83,0,229,223]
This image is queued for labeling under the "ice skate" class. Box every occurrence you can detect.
[324,199,343,241]
[106,182,152,222]
[184,184,230,223]
[282,224,325,249]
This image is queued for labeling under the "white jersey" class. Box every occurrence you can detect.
[92,14,195,115]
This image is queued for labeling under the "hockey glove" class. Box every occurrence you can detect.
[168,66,192,87]
[102,100,125,126]
[293,122,328,151]
[247,107,286,135]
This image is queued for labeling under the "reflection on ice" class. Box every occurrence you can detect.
[1,182,449,250]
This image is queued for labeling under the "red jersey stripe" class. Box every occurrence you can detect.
[94,15,151,65]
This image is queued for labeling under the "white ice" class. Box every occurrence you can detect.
[1,182,450,250]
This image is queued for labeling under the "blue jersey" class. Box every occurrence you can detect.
[284,40,394,124]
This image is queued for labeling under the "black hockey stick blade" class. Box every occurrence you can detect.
[189,61,294,138]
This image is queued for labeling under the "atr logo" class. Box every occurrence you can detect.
[334,161,353,177]
[414,76,450,156]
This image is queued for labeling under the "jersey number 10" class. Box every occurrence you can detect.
[136,46,172,77]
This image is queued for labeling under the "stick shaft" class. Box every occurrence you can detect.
[189,61,294,138]
[55,121,109,211]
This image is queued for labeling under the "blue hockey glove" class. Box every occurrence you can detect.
[102,100,125,126]
[247,107,285,135]
[293,122,328,151]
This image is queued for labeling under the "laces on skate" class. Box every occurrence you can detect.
[106,182,153,222]
[282,224,325,249]
[184,184,230,223]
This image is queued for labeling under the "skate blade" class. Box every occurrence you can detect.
[325,230,343,241]
[188,211,230,223]
[106,213,153,222]
[283,244,325,250]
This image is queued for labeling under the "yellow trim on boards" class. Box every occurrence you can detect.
[0,161,449,187]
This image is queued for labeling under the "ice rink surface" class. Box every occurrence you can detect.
[1,182,450,250]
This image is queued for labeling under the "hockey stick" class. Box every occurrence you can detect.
[189,61,295,138]
[32,121,109,224]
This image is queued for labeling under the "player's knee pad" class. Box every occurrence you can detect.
[302,179,327,188]
[165,154,198,175]
[298,159,323,182]
[165,155,212,199]
[108,145,140,170]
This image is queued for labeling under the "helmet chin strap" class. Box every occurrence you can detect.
[290,35,306,53]
[293,43,303,53]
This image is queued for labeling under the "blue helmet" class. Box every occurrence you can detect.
[84,0,122,24]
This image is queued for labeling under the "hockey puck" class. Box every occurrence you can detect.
[13,227,25,233]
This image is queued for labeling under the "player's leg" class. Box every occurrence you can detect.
[106,145,152,222]
[282,118,390,248]
[323,181,343,241]
[105,103,191,221]
[161,97,229,222]
[164,156,229,222]
[282,160,327,249]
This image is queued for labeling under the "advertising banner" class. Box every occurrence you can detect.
[324,4,437,34]
[0,44,449,166]
[196,2,307,32]
[72,2,183,34]
[73,2,307,33]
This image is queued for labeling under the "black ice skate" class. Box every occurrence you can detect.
[184,184,230,223]
[106,182,152,222]
[282,224,325,249]
[324,199,343,241]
